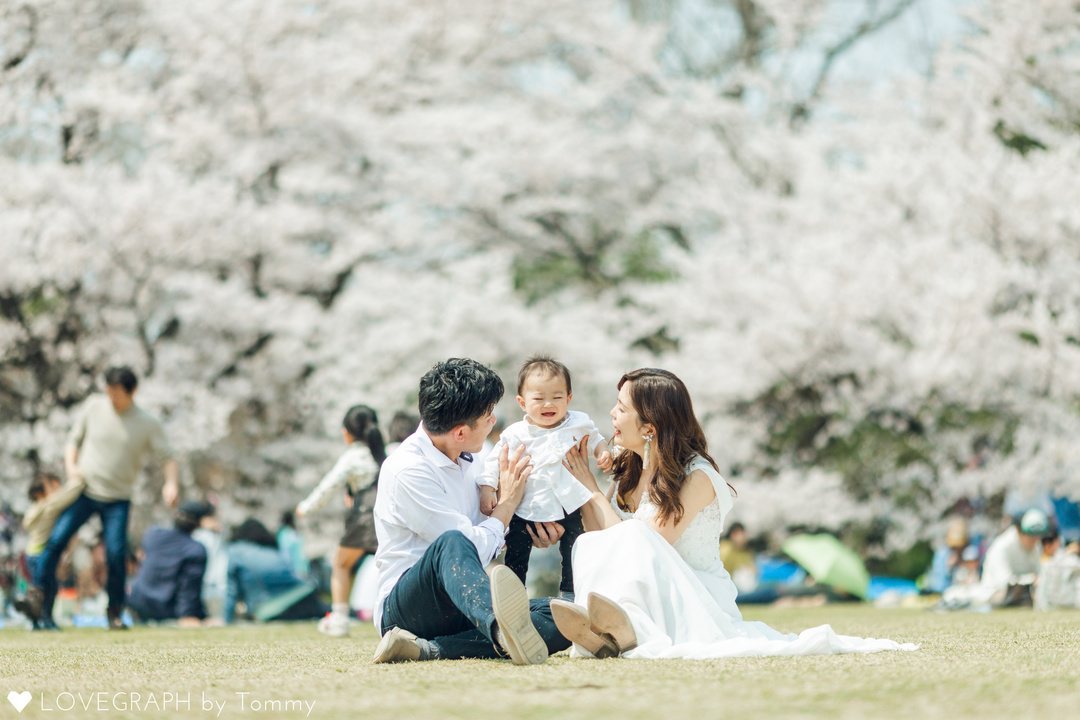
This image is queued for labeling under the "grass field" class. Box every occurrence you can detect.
[2,605,1079,720]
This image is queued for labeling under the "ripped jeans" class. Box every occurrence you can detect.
[379,530,570,659]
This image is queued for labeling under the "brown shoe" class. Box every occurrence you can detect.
[14,586,44,622]
[108,610,129,631]
[550,599,618,658]
[587,593,637,655]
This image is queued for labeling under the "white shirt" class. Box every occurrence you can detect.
[372,425,507,633]
[477,410,604,522]
[979,525,1041,597]
[296,444,379,515]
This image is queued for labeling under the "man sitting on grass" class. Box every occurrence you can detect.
[126,501,216,627]
[371,358,571,664]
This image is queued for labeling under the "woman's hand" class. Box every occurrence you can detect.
[563,435,600,493]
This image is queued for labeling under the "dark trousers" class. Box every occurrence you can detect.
[504,509,584,598]
[270,591,331,622]
[33,493,130,618]
[380,530,570,660]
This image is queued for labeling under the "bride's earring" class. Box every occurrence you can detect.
[642,435,653,468]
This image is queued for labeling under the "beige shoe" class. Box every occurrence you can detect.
[550,599,619,658]
[490,565,547,665]
[587,593,637,655]
[372,627,423,663]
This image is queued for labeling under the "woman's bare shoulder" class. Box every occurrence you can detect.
[683,468,717,505]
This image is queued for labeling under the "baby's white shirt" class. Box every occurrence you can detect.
[478,410,604,522]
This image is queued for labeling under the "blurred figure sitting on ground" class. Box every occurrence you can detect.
[719,522,758,593]
[277,511,308,580]
[941,508,1050,609]
[1035,539,1080,610]
[127,501,218,627]
[924,518,969,594]
[224,518,329,624]
[192,504,228,622]
[1041,531,1060,564]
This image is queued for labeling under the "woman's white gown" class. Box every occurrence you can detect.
[570,457,918,659]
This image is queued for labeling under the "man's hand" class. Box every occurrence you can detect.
[480,485,497,516]
[64,445,82,483]
[527,521,565,549]
[162,459,180,508]
[488,443,532,530]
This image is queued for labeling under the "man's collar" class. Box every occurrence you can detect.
[417,423,468,468]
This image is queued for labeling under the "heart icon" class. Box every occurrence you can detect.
[7,691,32,713]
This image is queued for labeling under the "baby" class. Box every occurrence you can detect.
[478,355,611,600]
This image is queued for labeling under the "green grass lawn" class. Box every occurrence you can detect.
[2,606,1079,720]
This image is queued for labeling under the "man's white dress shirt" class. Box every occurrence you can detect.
[372,425,506,633]
[477,410,604,522]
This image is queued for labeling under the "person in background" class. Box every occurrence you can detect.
[1041,531,1060,564]
[1036,539,1080,610]
[295,405,386,638]
[22,366,180,631]
[192,507,228,622]
[719,522,758,594]
[126,501,217,627]
[943,508,1050,608]
[224,519,328,624]
[925,518,970,594]
[277,511,308,580]
[15,473,85,629]
[386,411,421,454]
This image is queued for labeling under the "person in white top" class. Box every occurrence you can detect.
[371,358,572,665]
[476,356,612,600]
[553,368,916,659]
[943,508,1049,608]
[295,405,385,638]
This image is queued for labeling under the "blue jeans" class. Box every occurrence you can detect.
[380,531,570,660]
[33,493,131,618]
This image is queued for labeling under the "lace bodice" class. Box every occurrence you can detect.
[610,456,732,572]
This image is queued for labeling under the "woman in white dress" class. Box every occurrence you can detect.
[551,368,917,659]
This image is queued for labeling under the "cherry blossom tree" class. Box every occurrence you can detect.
[2,0,1079,556]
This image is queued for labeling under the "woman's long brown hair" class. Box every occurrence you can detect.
[612,368,727,525]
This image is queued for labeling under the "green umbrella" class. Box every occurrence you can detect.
[781,533,870,599]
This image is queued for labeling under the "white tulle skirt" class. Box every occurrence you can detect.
[569,520,918,659]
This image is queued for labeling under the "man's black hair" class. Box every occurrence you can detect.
[418,358,504,435]
[104,366,139,393]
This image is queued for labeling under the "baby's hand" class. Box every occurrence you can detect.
[596,450,613,472]
[480,485,497,516]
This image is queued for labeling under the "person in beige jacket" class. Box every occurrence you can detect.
[21,366,179,631]
[22,475,85,566]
